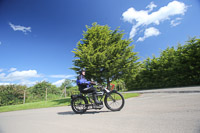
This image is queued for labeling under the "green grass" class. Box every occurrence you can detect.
[121,93,140,99]
[0,93,139,113]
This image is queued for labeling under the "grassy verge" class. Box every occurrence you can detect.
[0,93,139,113]
[121,93,140,99]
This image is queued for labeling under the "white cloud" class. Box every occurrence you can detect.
[8,67,17,72]
[50,75,75,79]
[0,73,6,79]
[122,1,188,39]
[52,79,65,87]
[0,41,2,45]
[0,73,11,85]
[9,22,31,34]
[50,75,76,87]
[0,68,4,72]
[170,17,182,27]
[0,68,76,87]
[0,82,12,85]
[0,70,41,82]
[0,69,77,87]
[0,80,37,86]
[122,7,148,24]
[146,2,157,12]
[18,79,37,86]
[137,27,160,42]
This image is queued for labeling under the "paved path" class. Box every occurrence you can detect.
[0,86,200,133]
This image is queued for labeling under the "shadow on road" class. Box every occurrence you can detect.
[57,110,111,115]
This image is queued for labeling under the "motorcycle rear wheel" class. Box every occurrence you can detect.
[71,96,88,114]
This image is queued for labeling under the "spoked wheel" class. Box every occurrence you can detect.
[71,96,88,114]
[104,91,125,111]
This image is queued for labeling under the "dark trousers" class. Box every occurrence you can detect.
[80,87,97,94]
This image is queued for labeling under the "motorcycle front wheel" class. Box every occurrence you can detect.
[104,91,125,111]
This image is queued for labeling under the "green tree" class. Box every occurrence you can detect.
[130,37,200,90]
[59,79,74,97]
[72,23,139,88]
[0,85,26,106]
[59,79,73,90]
[29,81,61,100]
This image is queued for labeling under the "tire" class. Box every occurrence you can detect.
[71,96,88,114]
[104,91,125,111]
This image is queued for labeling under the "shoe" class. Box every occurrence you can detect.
[93,94,101,105]
[93,104,104,109]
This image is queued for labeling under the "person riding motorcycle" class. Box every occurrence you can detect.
[76,68,101,105]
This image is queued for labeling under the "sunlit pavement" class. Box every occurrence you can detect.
[0,86,200,133]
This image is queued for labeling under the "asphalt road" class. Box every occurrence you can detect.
[0,86,200,133]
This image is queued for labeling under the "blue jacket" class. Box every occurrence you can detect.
[77,75,91,91]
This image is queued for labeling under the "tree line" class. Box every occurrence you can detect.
[0,79,77,106]
[127,37,200,89]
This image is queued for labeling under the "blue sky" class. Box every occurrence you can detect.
[0,0,200,86]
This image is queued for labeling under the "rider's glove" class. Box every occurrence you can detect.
[90,81,96,85]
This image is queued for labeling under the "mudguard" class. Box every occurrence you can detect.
[71,94,83,99]
[106,90,117,96]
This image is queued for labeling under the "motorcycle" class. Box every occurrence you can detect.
[71,84,125,114]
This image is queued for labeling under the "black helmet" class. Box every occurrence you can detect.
[79,68,86,74]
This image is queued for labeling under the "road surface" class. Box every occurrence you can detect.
[0,86,200,133]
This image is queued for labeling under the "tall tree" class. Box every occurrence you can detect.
[72,23,139,88]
